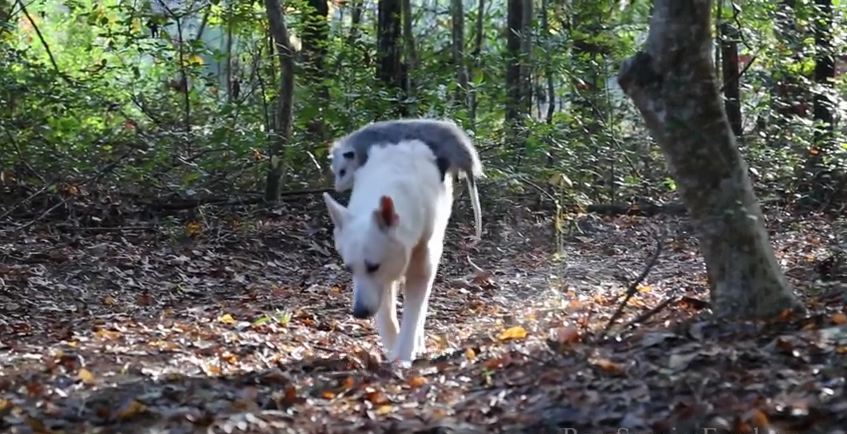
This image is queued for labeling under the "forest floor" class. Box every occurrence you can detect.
[1,193,847,433]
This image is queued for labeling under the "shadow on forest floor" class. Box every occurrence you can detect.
[1,195,846,433]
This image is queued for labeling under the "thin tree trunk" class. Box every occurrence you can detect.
[402,0,419,115]
[541,0,554,125]
[618,0,798,318]
[377,0,405,115]
[301,0,330,140]
[505,0,523,128]
[226,0,234,102]
[469,0,485,126]
[263,0,295,203]
[720,23,742,138]
[451,0,469,110]
[348,0,363,43]
[519,0,533,117]
[812,0,834,147]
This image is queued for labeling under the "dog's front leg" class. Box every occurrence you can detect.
[390,248,436,362]
[375,281,399,355]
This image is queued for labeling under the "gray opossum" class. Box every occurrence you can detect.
[329,118,484,240]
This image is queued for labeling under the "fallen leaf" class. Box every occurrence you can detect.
[77,368,95,384]
[832,312,847,325]
[115,399,147,421]
[218,313,236,325]
[464,347,476,361]
[636,284,652,293]
[341,376,355,390]
[322,390,336,400]
[365,390,390,405]
[498,326,528,341]
[483,353,513,370]
[550,326,580,344]
[407,375,428,388]
[102,295,117,306]
[590,358,624,376]
[375,404,393,415]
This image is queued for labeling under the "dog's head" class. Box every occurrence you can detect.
[323,193,408,319]
[329,146,358,192]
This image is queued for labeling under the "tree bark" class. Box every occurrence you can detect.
[519,0,533,117]
[505,0,523,127]
[469,0,485,126]
[720,23,742,138]
[617,0,798,319]
[263,0,295,203]
[451,0,469,110]
[401,0,418,115]
[348,0,362,43]
[377,0,405,115]
[541,0,555,125]
[301,0,330,140]
[812,0,834,148]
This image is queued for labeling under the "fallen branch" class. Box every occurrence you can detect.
[622,295,678,330]
[147,188,335,211]
[586,202,687,217]
[601,234,663,337]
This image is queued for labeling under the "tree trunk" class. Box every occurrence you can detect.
[401,0,418,115]
[377,0,405,115]
[720,23,742,138]
[469,0,485,126]
[505,0,523,127]
[812,0,834,148]
[301,0,330,140]
[451,0,469,110]
[617,0,798,319]
[519,0,533,117]
[541,0,554,125]
[263,0,295,203]
[348,0,363,43]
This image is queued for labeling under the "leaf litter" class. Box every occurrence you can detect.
[0,199,846,432]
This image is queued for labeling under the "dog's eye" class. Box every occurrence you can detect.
[365,262,380,273]
[339,169,346,177]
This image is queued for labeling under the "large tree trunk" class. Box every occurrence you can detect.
[451,0,469,110]
[617,0,798,318]
[377,0,405,115]
[263,0,295,203]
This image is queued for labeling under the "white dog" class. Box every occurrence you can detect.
[323,140,454,362]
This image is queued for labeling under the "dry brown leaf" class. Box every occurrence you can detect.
[95,329,121,340]
[115,399,147,421]
[220,351,238,365]
[102,295,117,306]
[831,312,847,325]
[464,347,476,361]
[365,390,390,405]
[407,375,428,388]
[483,353,513,370]
[551,326,580,344]
[341,376,355,390]
[321,390,336,400]
[590,358,625,376]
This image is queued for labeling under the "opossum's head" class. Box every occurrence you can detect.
[323,193,408,319]
[330,145,358,192]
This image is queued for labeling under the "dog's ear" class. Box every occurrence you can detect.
[323,193,349,229]
[373,195,399,231]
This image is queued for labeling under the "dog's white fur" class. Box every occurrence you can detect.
[323,140,453,362]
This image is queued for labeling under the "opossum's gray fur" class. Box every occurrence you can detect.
[329,118,484,239]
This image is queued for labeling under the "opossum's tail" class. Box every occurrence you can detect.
[465,174,482,240]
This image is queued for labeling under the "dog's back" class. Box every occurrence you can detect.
[339,119,482,179]
[348,140,453,245]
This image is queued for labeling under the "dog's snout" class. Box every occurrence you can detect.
[352,303,373,319]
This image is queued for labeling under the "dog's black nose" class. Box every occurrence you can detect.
[352,304,372,319]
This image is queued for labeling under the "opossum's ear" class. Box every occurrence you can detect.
[373,195,399,231]
[323,193,349,230]
[342,151,355,160]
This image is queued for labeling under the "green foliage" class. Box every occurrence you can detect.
[1,0,845,211]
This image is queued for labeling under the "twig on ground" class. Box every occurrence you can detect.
[601,234,663,337]
[622,295,678,330]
